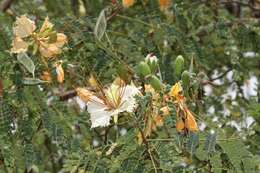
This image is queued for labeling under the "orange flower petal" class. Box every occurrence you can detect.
[185,110,198,132]
[176,119,185,132]
[55,62,64,83]
[122,0,135,8]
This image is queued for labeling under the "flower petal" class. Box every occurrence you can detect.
[13,15,36,38]
[11,37,28,54]
[87,96,112,128]
[55,33,67,47]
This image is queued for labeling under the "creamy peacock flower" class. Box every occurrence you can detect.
[11,15,67,59]
[77,82,140,128]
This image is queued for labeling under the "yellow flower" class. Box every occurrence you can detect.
[122,0,135,8]
[10,37,28,53]
[54,61,64,83]
[169,82,182,98]
[13,15,36,38]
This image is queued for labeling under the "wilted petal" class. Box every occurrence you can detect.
[55,62,64,83]
[39,42,60,58]
[13,15,36,38]
[55,33,67,47]
[11,37,28,54]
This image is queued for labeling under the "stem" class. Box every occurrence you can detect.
[132,114,159,173]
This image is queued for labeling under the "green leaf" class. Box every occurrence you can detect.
[17,53,35,77]
[204,131,217,154]
[94,9,107,40]
[219,140,252,172]
[186,133,199,155]
[22,78,46,85]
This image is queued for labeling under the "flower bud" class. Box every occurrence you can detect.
[149,75,162,91]
[181,70,190,87]
[174,55,184,78]
[145,53,158,73]
[137,61,151,77]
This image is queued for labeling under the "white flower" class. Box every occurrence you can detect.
[241,76,258,99]
[86,83,140,128]
[145,53,158,63]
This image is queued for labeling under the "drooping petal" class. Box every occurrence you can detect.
[13,15,36,38]
[185,110,198,132]
[87,96,112,128]
[39,42,60,58]
[11,37,28,54]
[55,33,67,47]
[55,62,64,83]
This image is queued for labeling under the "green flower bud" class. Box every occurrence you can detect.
[145,53,158,73]
[137,61,151,77]
[174,55,184,78]
[150,75,162,91]
[181,70,190,87]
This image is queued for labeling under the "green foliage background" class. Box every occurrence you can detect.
[0,0,260,172]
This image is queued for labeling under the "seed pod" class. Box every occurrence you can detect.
[150,75,162,91]
[137,61,151,77]
[174,55,184,78]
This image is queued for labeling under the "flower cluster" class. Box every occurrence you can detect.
[11,15,67,84]
[11,15,67,59]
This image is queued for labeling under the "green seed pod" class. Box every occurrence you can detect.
[174,55,184,78]
[137,61,151,77]
[150,75,162,91]
[181,70,190,87]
